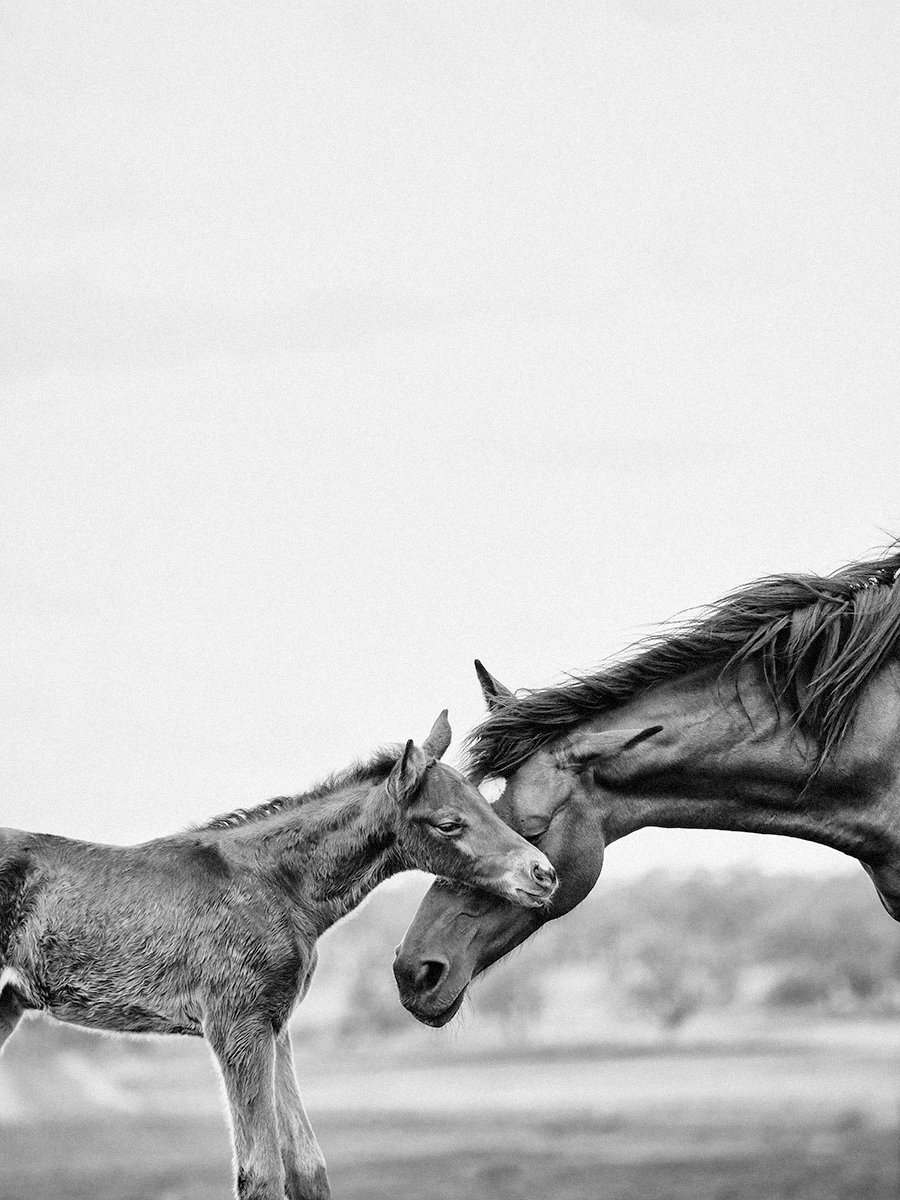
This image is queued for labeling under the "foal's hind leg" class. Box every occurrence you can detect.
[274,1027,330,1200]
[0,988,24,1055]
[205,1015,285,1200]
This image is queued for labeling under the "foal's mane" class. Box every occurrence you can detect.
[197,747,401,831]
[466,547,900,781]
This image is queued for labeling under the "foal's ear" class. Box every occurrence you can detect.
[474,659,514,712]
[388,739,430,805]
[563,725,664,770]
[422,709,452,760]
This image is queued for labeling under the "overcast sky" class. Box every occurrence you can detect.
[2,1,898,883]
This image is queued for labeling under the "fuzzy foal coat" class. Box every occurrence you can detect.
[0,720,556,1200]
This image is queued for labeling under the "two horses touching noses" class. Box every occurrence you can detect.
[0,710,556,1200]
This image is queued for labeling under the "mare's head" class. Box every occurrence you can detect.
[393,666,661,1026]
[389,710,558,911]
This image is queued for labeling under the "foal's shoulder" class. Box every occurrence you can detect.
[138,832,235,876]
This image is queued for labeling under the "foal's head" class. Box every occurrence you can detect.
[385,711,558,908]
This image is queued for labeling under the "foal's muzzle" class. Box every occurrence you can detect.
[501,851,558,907]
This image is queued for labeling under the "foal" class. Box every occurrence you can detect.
[0,711,557,1200]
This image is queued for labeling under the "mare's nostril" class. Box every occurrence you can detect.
[415,959,449,993]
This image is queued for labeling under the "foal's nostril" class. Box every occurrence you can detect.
[531,860,557,890]
[416,959,449,993]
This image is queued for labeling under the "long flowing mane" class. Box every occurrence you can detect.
[197,747,401,830]
[466,547,900,781]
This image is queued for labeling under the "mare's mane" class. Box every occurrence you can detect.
[198,746,401,831]
[466,547,900,781]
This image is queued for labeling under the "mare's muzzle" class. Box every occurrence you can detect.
[391,880,507,1026]
[392,946,471,1027]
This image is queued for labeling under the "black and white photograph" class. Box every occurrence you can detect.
[2,3,899,1198]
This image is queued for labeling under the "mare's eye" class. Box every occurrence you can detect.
[522,822,550,842]
[521,803,565,842]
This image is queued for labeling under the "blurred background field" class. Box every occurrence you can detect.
[3,866,900,1199]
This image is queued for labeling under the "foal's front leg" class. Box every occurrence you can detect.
[275,1026,330,1200]
[205,1015,285,1200]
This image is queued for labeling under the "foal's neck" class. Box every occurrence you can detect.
[234,783,406,936]
[593,663,900,871]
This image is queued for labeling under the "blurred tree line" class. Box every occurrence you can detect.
[312,867,900,1041]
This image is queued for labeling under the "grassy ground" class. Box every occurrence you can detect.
[1,1110,898,1200]
[2,1023,900,1199]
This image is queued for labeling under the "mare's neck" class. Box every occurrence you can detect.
[591,663,900,884]
[223,783,407,936]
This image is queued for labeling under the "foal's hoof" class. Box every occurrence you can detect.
[286,1165,330,1200]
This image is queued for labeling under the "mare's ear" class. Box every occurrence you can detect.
[388,739,430,806]
[474,659,514,712]
[422,709,452,760]
[563,725,663,770]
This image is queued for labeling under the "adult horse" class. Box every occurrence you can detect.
[394,548,900,1026]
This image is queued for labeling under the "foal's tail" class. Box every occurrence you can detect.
[0,983,24,1054]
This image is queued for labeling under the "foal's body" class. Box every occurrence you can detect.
[1,829,302,1038]
[0,713,556,1200]
[1,826,326,1194]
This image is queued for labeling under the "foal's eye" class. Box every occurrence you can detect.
[433,819,464,837]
